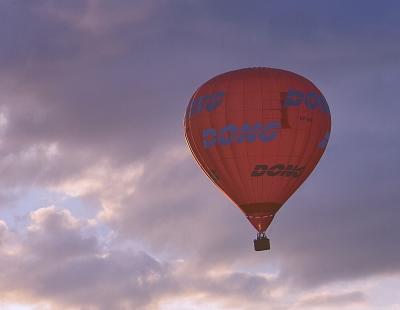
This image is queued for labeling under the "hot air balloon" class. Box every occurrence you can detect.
[184,68,331,251]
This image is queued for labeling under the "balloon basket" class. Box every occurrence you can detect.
[254,232,270,251]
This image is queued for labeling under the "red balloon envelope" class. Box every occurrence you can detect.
[184,68,331,249]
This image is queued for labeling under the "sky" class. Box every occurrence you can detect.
[0,0,399,309]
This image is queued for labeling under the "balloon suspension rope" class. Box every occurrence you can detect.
[256,231,267,240]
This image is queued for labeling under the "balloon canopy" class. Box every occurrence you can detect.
[184,68,331,248]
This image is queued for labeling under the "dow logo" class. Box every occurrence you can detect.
[251,164,305,177]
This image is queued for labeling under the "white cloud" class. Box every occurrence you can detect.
[50,159,144,221]
[0,203,399,310]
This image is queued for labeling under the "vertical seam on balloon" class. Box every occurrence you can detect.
[256,69,269,201]
[299,87,331,196]
[226,74,248,203]
[290,129,326,199]
[282,76,308,202]
[278,72,297,204]
[242,71,257,203]
[292,81,331,199]
[239,70,254,203]
[184,128,217,188]
[244,70,257,203]
[287,94,320,199]
[184,88,205,167]
[282,75,300,201]
[184,88,217,186]
[261,69,272,204]
[273,70,287,203]
[292,109,331,197]
[208,77,237,200]
[288,111,314,198]
[185,86,231,196]
[264,70,281,204]
[262,69,271,203]
[299,92,331,193]
[281,75,303,202]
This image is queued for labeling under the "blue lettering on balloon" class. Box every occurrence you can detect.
[206,92,224,112]
[283,89,330,114]
[305,92,319,110]
[218,124,237,145]
[319,96,330,113]
[190,97,202,115]
[283,90,304,107]
[259,121,281,142]
[189,91,225,117]
[318,131,330,149]
[237,123,261,143]
[203,121,281,149]
[203,128,217,148]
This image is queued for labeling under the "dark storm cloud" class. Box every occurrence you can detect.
[0,0,399,306]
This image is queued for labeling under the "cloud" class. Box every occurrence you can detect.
[100,145,261,267]
[296,291,366,309]
[0,0,400,308]
[0,206,284,310]
[43,0,165,35]
[25,206,98,260]
[0,206,171,309]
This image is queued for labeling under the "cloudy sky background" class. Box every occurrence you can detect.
[0,1,399,309]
